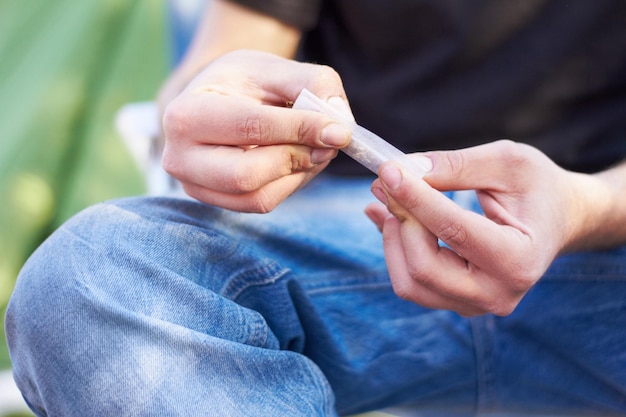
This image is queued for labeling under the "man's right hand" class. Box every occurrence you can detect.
[161,50,352,212]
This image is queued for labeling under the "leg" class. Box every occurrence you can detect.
[452,190,626,415]
[6,197,335,416]
[5,177,476,416]
[484,247,626,416]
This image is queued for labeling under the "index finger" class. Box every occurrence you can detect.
[378,162,531,272]
[163,91,351,149]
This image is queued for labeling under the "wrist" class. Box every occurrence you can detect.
[562,163,626,253]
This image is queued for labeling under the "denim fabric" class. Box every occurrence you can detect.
[6,176,626,416]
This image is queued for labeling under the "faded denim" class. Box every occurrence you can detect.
[6,176,626,416]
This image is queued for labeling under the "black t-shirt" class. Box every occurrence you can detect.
[233,0,626,175]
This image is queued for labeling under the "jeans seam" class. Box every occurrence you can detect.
[470,315,497,413]
[222,263,291,348]
[222,262,290,300]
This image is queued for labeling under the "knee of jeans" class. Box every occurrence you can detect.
[3,198,206,412]
[5,196,268,358]
[5,216,93,415]
[5,199,159,363]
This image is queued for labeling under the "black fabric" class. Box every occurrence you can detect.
[228,0,322,30]
[232,0,626,175]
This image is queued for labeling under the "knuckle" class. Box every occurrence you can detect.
[385,189,422,222]
[162,101,190,141]
[392,282,415,302]
[227,165,262,193]
[405,262,431,287]
[501,254,543,292]
[441,150,466,179]
[180,182,196,198]
[496,140,533,169]
[457,303,490,317]
[494,139,521,154]
[507,264,543,293]
[236,112,271,145]
[490,300,518,317]
[507,270,536,293]
[303,64,346,100]
[247,190,279,214]
[437,221,469,247]
[485,281,529,317]
[289,152,307,173]
[296,117,318,145]
[286,147,315,172]
[161,146,182,178]
[472,294,517,317]
[311,65,343,88]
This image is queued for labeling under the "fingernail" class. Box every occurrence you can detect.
[371,186,388,205]
[321,123,350,147]
[399,155,432,177]
[311,148,337,164]
[380,164,402,190]
[412,155,433,175]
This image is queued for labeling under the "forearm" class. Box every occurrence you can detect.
[182,2,299,70]
[564,159,626,252]
[159,0,301,107]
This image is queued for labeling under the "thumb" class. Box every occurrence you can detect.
[422,140,521,191]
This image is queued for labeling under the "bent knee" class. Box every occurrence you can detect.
[5,197,182,341]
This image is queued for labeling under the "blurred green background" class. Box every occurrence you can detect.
[0,0,169,414]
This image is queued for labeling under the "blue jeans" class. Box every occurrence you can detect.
[6,176,626,416]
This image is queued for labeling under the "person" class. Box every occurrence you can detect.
[6,0,626,415]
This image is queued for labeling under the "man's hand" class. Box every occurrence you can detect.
[162,50,351,212]
[366,140,621,317]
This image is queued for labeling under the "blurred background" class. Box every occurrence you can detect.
[0,0,179,414]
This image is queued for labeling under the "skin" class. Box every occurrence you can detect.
[160,0,626,316]
[162,50,352,213]
[367,144,626,316]
[160,1,352,213]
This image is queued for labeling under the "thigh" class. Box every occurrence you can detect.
[196,177,478,414]
[6,176,476,416]
[7,194,340,416]
[483,246,626,415]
